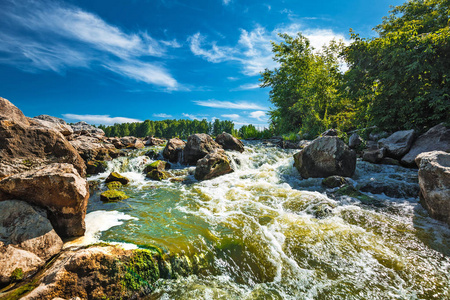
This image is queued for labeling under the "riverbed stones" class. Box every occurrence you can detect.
[195,151,233,181]
[293,136,356,179]
[348,133,363,149]
[215,132,244,152]
[401,124,450,167]
[416,151,450,225]
[163,138,186,163]
[378,129,415,158]
[0,163,89,238]
[71,121,105,136]
[105,172,130,185]
[0,200,63,284]
[145,136,165,146]
[183,134,222,165]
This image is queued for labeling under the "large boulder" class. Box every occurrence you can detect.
[163,138,186,163]
[348,133,363,149]
[32,115,73,136]
[293,136,356,179]
[195,151,233,181]
[69,135,116,162]
[183,134,222,165]
[416,151,450,225]
[118,136,144,149]
[145,136,165,146]
[0,200,63,284]
[401,124,450,167]
[378,129,415,158]
[215,132,244,153]
[70,121,105,136]
[0,98,86,178]
[362,148,386,164]
[0,163,89,238]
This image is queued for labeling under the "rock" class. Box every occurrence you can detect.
[281,141,300,149]
[100,190,129,202]
[369,131,388,141]
[293,136,356,179]
[379,157,400,166]
[195,151,233,181]
[146,170,171,181]
[183,134,222,165]
[359,181,419,198]
[322,176,351,188]
[298,140,312,149]
[348,133,363,149]
[401,124,450,167]
[69,135,116,162]
[334,185,385,207]
[145,136,165,146]
[321,129,338,137]
[32,115,73,136]
[145,149,160,159]
[0,99,85,178]
[106,181,123,190]
[416,151,450,225]
[215,132,244,153]
[119,136,144,149]
[70,121,105,136]
[105,172,130,185]
[362,147,386,164]
[0,200,63,284]
[163,138,186,163]
[0,163,89,238]
[378,129,415,158]
[86,160,107,175]
[143,160,170,174]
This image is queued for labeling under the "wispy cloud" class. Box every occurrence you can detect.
[194,100,267,110]
[222,0,232,5]
[182,113,205,120]
[221,114,241,120]
[234,83,261,91]
[153,113,173,118]
[62,114,141,125]
[0,0,179,89]
[188,33,236,63]
[249,110,267,121]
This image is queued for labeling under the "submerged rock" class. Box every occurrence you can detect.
[416,151,450,225]
[322,175,351,188]
[0,200,63,285]
[195,151,233,181]
[293,136,356,179]
[0,163,89,238]
[183,134,222,165]
[105,172,130,185]
[163,138,185,163]
[334,185,385,207]
[100,190,129,202]
[215,132,244,153]
[378,129,415,158]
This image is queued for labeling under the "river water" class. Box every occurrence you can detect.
[77,142,449,299]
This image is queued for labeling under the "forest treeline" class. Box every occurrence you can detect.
[100,0,449,140]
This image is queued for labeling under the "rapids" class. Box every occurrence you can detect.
[81,142,449,299]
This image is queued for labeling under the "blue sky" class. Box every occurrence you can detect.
[0,0,404,127]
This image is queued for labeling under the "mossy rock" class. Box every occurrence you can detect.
[146,170,171,181]
[106,181,123,190]
[10,268,24,282]
[335,185,385,207]
[86,160,108,175]
[105,172,130,185]
[122,249,160,292]
[100,190,129,202]
[143,160,170,174]
[322,175,350,188]
[144,149,160,159]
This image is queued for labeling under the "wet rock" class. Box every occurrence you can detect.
[195,151,233,181]
[183,134,222,165]
[359,181,419,199]
[0,163,89,238]
[31,115,74,136]
[362,147,386,164]
[334,185,385,207]
[86,160,107,175]
[100,190,129,202]
[119,136,144,149]
[298,140,312,149]
[416,151,450,225]
[349,133,363,149]
[106,181,123,190]
[401,124,450,167]
[215,132,244,152]
[322,176,351,188]
[144,149,160,160]
[378,129,415,158]
[0,200,63,284]
[69,135,116,162]
[105,172,130,185]
[143,160,170,174]
[379,157,400,166]
[146,169,171,181]
[145,136,165,146]
[293,136,356,179]
[163,138,186,163]
[0,98,85,178]
[321,129,338,136]
[71,121,105,136]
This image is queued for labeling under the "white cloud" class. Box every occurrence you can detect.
[249,110,267,121]
[194,100,267,110]
[153,113,173,118]
[221,114,241,120]
[62,114,141,125]
[222,0,232,5]
[182,113,201,120]
[188,33,236,63]
[234,83,260,90]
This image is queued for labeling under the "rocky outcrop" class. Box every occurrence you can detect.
[378,129,415,158]
[0,163,89,238]
[293,136,356,179]
[31,115,73,136]
[163,138,185,163]
[401,124,450,167]
[105,172,130,185]
[416,151,450,225]
[69,135,116,162]
[0,98,85,178]
[362,148,386,164]
[145,136,165,146]
[348,133,363,149]
[70,122,104,136]
[0,200,63,284]
[215,132,244,153]
[183,134,222,165]
[195,151,233,181]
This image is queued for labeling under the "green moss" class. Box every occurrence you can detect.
[143,160,170,174]
[106,181,123,190]
[146,170,170,181]
[122,250,160,292]
[100,190,129,202]
[335,185,384,207]
[10,268,23,282]
[105,172,130,185]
